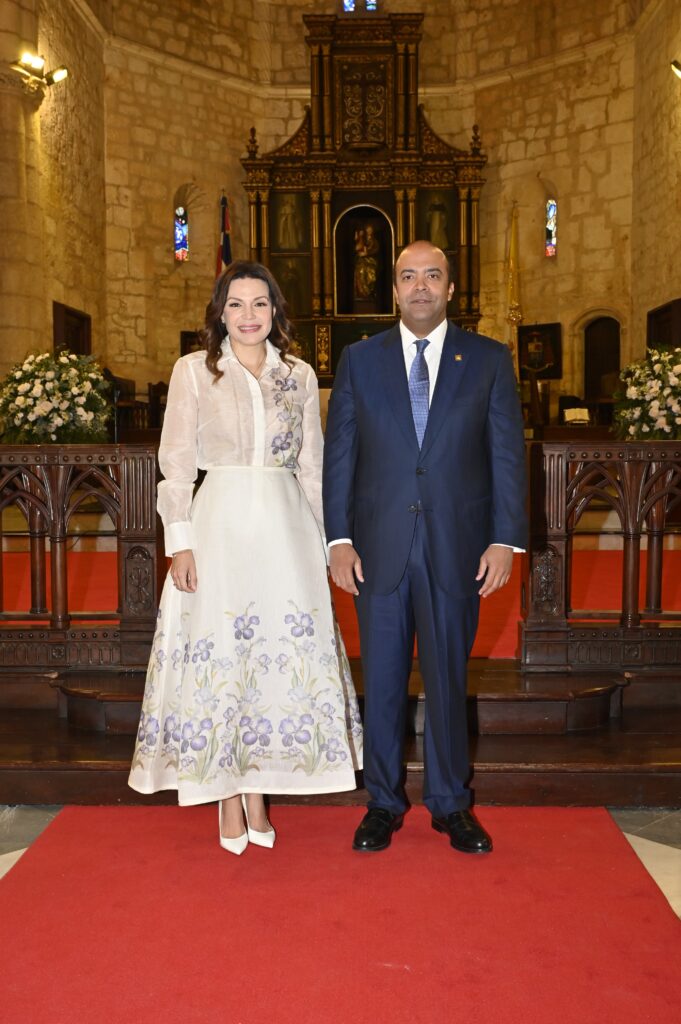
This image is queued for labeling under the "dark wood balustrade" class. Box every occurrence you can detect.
[521,441,681,673]
[0,445,164,669]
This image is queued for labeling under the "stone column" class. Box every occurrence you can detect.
[0,0,46,374]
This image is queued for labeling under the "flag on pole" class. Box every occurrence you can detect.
[216,193,233,276]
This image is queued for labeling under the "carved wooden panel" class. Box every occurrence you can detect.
[241,13,487,379]
[0,445,162,669]
[522,441,681,673]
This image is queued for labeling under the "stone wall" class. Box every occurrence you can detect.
[111,0,274,86]
[2,0,677,401]
[38,0,107,360]
[102,40,264,381]
[262,0,642,393]
[0,0,46,373]
[631,0,681,355]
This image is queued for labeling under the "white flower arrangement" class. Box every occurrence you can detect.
[613,347,681,441]
[0,350,111,444]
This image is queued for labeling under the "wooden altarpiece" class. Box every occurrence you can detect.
[241,12,486,382]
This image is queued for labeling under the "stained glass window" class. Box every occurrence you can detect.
[343,1,378,10]
[545,198,557,258]
[174,206,188,261]
[343,1,356,10]
[366,0,378,9]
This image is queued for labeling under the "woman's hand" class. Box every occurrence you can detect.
[170,549,198,592]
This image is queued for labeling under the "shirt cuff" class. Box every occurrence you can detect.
[328,538,353,548]
[164,521,196,557]
[492,543,525,553]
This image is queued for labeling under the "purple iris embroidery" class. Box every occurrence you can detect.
[279,712,314,747]
[180,718,212,752]
[234,614,259,640]
[192,637,214,663]
[163,713,181,744]
[285,611,315,637]
[138,712,160,746]
[219,742,235,768]
[271,430,293,454]
[240,714,273,747]
[321,737,348,763]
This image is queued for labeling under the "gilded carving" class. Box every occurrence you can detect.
[316,325,331,375]
[241,11,486,356]
[340,61,388,148]
[271,113,310,158]
[418,169,455,187]
[455,165,486,185]
[334,166,390,187]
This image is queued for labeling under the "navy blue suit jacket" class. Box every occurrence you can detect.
[322,321,528,597]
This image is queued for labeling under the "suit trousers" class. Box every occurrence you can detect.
[355,515,480,817]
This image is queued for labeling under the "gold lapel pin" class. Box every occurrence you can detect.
[454,354,463,361]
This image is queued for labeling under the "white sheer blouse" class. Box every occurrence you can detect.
[157,339,325,555]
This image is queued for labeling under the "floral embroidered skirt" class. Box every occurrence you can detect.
[128,467,363,804]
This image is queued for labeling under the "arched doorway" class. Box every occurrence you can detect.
[334,205,394,316]
[584,316,620,424]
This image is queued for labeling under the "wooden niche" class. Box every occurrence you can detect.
[241,12,486,383]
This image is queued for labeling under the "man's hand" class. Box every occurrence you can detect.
[170,549,198,593]
[476,544,513,598]
[329,543,364,596]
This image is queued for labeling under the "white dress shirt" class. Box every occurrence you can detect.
[158,339,324,555]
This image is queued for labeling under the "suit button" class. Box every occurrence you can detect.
[408,504,418,513]
[416,467,426,475]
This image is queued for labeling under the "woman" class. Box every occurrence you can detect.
[129,261,362,853]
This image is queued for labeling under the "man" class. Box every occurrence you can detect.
[323,241,527,854]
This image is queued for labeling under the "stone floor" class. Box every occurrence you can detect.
[1,804,679,918]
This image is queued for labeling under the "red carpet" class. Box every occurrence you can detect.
[1,806,679,1024]
[3,550,680,659]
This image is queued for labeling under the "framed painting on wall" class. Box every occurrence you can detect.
[518,323,562,380]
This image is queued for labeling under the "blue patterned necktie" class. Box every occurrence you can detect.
[409,338,430,447]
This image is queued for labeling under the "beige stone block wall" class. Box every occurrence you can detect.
[6,0,673,403]
[0,0,46,375]
[112,0,275,86]
[103,42,264,384]
[38,0,107,363]
[262,1,641,396]
[631,0,681,356]
[469,38,635,391]
[82,0,112,33]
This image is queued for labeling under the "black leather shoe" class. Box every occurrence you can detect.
[431,809,493,854]
[352,808,404,852]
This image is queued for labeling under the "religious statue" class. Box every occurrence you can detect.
[353,224,380,300]
[426,195,449,250]
[277,195,301,250]
[280,259,303,317]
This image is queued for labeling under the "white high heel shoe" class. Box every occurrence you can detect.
[218,800,248,856]
[241,794,276,849]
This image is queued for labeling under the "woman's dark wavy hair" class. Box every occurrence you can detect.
[202,260,296,381]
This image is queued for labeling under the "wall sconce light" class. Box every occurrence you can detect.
[45,67,68,85]
[10,51,68,88]
[672,60,681,80]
